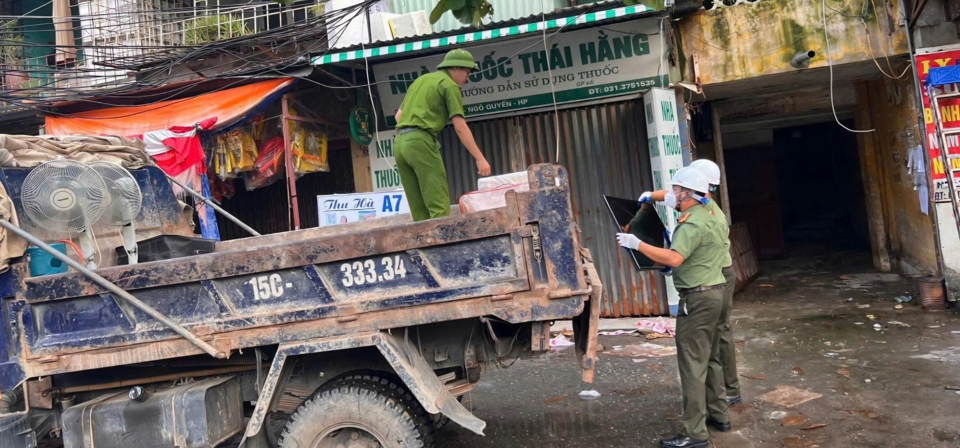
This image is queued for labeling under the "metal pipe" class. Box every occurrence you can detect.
[0,220,226,359]
[281,94,302,230]
[164,174,261,237]
[790,50,816,68]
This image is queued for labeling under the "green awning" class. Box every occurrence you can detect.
[312,4,654,66]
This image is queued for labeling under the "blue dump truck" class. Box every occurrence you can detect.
[0,163,602,448]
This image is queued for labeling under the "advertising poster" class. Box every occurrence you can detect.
[915,45,960,202]
[318,191,408,226]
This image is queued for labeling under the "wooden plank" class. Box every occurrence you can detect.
[352,139,373,192]
[854,82,892,272]
[712,104,732,219]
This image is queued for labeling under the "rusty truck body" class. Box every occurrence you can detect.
[0,163,601,448]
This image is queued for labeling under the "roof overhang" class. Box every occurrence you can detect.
[312,4,658,67]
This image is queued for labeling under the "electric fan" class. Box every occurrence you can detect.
[21,160,107,269]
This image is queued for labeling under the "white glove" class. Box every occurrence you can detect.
[638,191,653,204]
[617,233,641,251]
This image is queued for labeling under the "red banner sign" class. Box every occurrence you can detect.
[916,48,960,202]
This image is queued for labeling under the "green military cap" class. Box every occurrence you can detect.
[437,48,480,72]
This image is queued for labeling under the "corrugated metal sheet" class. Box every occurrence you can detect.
[438,99,668,316]
[730,222,759,293]
[391,0,570,34]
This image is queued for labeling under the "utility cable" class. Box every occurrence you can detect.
[822,0,874,133]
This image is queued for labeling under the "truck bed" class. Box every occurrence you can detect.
[0,164,593,391]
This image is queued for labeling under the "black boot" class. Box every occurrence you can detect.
[706,416,731,432]
[660,434,709,448]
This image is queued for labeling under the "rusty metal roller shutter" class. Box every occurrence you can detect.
[439,99,668,317]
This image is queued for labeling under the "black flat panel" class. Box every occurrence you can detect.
[603,196,667,271]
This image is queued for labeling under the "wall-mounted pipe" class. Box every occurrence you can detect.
[791,50,817,68]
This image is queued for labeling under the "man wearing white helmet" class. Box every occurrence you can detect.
[634,159,741,405]
[616,167,729,448]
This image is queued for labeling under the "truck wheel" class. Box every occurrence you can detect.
[279,373,433,448]
[430,396,462,431]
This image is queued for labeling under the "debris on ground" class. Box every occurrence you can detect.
[836,368,851,379]
[888,321,911,328]
[873,324,882,331]
[760,284,775,288]
[894,304,903,309]
[857,304,870,309]
[945,386,960,391]
[598,329,638,336]
[866,314,877,320]
[543,395,567,404]
[742,374,767,380]
[864,379,872,383]
[550,334,575,347]
[605,342,677,359]
[792,367,804,376]
[637,317,675,336]
[799,423,828,431]
[645,332,673,340]
[578,390,601,400]
[781,415,809,426]
[825,352,839,357]
[768,411,789,419]
[759,386,823,408]
[632,358,647,363]
[894,295,913,303]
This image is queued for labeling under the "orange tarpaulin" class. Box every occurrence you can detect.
[45,78,294,137]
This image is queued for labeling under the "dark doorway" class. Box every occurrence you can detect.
[725,121,870,259]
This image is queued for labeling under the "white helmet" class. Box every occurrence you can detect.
[690,159,721,186]
[669,167,710,195]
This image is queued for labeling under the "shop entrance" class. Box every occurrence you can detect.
[724,121,871,260]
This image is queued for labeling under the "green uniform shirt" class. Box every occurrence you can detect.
[670,204,726,289]
[396,70,465,136]
[704,199,733,268]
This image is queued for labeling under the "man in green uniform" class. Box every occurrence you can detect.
[636,160,741,405]
[393,48,492,221]
[689,159,741,405]
[617,168,730,448]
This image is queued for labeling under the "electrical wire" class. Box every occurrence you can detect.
[539,0,561,164]
[822,0,874,133]
[863,0,909,80]
[0,0,377,106]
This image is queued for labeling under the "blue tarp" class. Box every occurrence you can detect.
[926,65,960,87]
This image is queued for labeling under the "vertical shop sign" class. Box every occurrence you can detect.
[369,130,402,193]
[915,46,960,202]
[643,88,683,310]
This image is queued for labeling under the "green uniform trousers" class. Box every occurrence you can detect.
[676,288,729,441]
[719,265,740,397]
[394,130,450,222]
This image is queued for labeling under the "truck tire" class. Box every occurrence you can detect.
[279,373,434,448]
[429,396,462,431]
